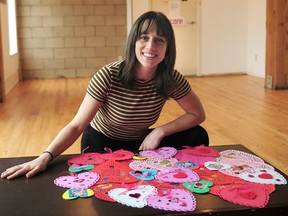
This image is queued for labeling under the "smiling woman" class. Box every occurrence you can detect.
[1,11,209,180]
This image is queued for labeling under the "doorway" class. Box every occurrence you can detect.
[150,0,199,76]
[0,7,5,102]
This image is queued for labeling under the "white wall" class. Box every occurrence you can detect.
[246,0,266,78]
[200,0,248,75]
[129,0,266,77]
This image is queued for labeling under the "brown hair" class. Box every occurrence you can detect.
[119,11,176,98]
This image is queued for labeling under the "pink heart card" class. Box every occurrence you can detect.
[148,179,186,190]
[219,159,274,178]
[182,145,220,157]
[108,185,157,208]
[218,184,269,208]
[156,168,199,183]
[129,157,178,172]
[99,149,134,161]
[91,160,139,184]
[68,153,105,166]
[174,150,216,164]
[54,172,100,189]
[147,188,196,212]
[139,147,177,159]
[217,149,264,163]
[240,168,287,185]
[62,188,94,200]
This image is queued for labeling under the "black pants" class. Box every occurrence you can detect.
[81,125,209,153]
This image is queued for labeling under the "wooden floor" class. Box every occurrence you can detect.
[0,75,287,175]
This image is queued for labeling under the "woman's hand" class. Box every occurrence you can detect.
[1,153,51,180]
[139,127,165,150]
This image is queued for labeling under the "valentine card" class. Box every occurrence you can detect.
[147,188,196,212]
[108,185,157,208]
[156,168,199,183]
[54,172,99,189]
[139,147,177,159]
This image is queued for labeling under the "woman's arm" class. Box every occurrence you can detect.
[1,93,102,180]
[139,90,206,150]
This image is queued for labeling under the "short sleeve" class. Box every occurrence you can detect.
[169,70,191,100]
[87,67,112,102]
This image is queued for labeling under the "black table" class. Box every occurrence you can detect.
[1,144,288,216]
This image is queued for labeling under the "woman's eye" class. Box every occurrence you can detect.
[140,36,149,41]
[156,38,165,44]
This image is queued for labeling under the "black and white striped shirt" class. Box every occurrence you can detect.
[87,61,191,140]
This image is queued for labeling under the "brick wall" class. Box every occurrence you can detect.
[17,0,127,79]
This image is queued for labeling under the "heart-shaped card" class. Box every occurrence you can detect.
[182,145,220,157]
[204,161,231,171]
[129,157,178,172]
[219,159,274,178]
[62,188,94,200]
[174,150,216,165]
[68,164,94,173]
[108,185,157,208]
[54,172,99,189]
[130,169,157,181]
[217,149,264,163]
[91,183,137,202]
[183,180,213,194]
[240,168,287,185]
[139,147,177,159]
[156,168,199,183]
[91,160,139,184]
[210,177,276,196]
[147,188,196,212]
[99,149,134,161]
[196,166,236,185]
[68,153,105,166]
[174,161,199,169]
[219,185,269,208]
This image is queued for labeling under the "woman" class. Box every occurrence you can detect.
[1,11,208,180]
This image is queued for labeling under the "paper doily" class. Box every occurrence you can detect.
[240,168,287,185]
[147,188,196,212]
[108,185,157,208]
[129,157,178,172]
[54,172,99,189]
[139,147,177,159]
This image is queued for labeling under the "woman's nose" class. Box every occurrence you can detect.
[146,39,156,49]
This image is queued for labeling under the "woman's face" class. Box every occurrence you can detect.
[135,24,167,72]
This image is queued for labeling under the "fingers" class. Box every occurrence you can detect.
[1,164,27,180]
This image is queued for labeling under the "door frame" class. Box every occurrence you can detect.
[0,6,5,103]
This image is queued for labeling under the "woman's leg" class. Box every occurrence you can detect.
[81,125,108,152]
[158,125,209,149]
[81,124,143,152]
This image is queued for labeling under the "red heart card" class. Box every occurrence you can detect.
[210,178,275,196]
[182,145,220,157]
[68,153,105,166]
[139,147,177,159]
[196,166,236,185]
[91,160,139,185]
[218,184,269,208]
[91,182,137,202]
[99,149,134,161]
